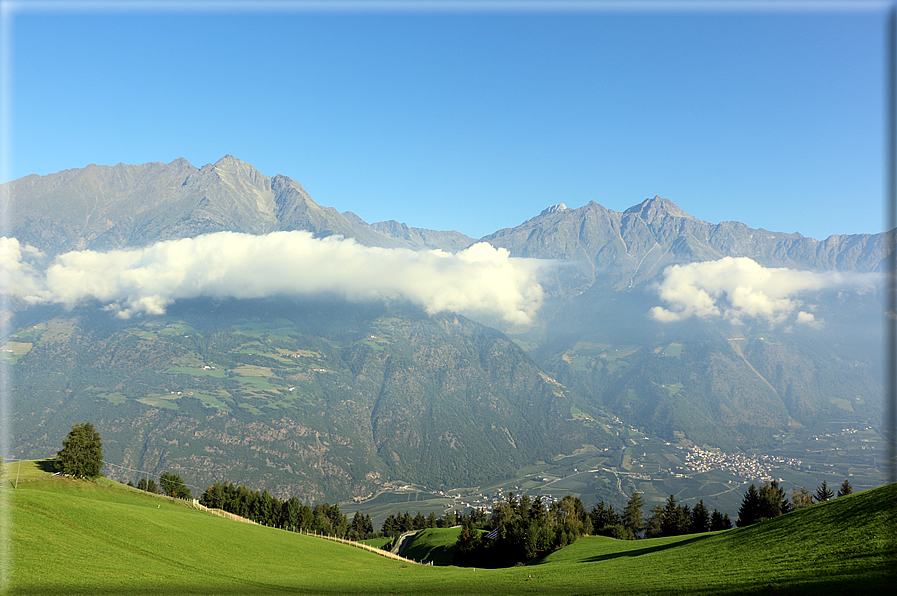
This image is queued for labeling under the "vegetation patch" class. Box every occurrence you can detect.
[137,394,181,410]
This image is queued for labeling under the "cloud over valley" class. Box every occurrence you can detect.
[0,233,549,324]
[649,256,876,327]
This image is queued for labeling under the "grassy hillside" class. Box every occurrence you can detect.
[2,473,893,595]
[401,527,464,566]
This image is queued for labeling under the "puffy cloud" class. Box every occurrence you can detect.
[649,256,874,327]
[0,237,47,299]
[1,232,550,324]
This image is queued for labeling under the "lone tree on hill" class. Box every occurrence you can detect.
[57,422,103,479]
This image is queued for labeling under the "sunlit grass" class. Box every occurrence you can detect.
[3,475,893,595]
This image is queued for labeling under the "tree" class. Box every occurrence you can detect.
[790,487,813,509]
[454,519,483,566]
[57,422,103,479]
[815,481,834,503]
[644,504,665,539]
[690,500,710,533]
[709,509,732,531]
[758,481,789,520]
[837,479,853,497]
[736,484,761,527]
[160,472,192,500]
[622,491,645,539]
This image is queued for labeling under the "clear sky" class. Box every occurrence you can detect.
[0,0,889,241]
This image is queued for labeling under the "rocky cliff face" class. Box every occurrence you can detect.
[1,155,398,255]
[483,196,889,289]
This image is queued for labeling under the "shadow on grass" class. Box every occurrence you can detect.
[9,570,894,596]
[35,458,60,473]
[574,534,714,563]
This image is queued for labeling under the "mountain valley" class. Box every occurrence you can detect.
[1,155,888,515]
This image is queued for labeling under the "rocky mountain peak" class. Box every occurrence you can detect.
[623,195,694,221]
[540,204,568,216]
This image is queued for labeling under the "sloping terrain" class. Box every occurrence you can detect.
[8,299,611,501]
[1,156,888,502]
[3,471,893,595]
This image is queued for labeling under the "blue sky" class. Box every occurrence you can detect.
[0,1,889,240]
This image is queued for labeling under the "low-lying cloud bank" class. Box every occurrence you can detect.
[0,233,550,325]
[649,256,876,327]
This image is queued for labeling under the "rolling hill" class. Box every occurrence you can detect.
[2,465,893,595]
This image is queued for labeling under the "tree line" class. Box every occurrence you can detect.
[449,489,735,567]
[734,479,852,527]
[198,481,375,540]
[51,421,858,567]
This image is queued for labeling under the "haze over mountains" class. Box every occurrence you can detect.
[0,155,888,504]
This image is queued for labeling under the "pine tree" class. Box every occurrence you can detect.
[709,509,732,531]
[690,500,710,533]
[454,519,483,566]
[837,478,853,497]
[660,494,681,536]
[736,484,761,527]
[622,491,645,539]
[758,481,789,520]
[413,511,427,530]
[57,422,103,479]
[815,480,834,503]
[644,504,665,538]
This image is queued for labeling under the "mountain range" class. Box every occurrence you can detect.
[1,155,888,503]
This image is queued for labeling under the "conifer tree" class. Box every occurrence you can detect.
[644,504,665,538]
[815,480,834,503]
[660,494,681,536]
[736,484,761,527]
[454,519,482,566]
[758,481,789,520]
[837,479,853,497]
[709,509,732,531]
[690,500,710,533]
[622,491,645,539]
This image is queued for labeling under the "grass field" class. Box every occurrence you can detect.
[2,468,893,595]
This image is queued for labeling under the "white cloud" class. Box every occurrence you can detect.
[1,232,550,324]
[0,237,47,299]
[649,256,874,327]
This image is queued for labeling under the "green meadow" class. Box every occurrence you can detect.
[1,462,893,595]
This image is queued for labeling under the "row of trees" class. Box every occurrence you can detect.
[590,491,731,540]
[199,481,375,540]
[644,496,732,538]
[736,479,853,526]
[127,473,193,500]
